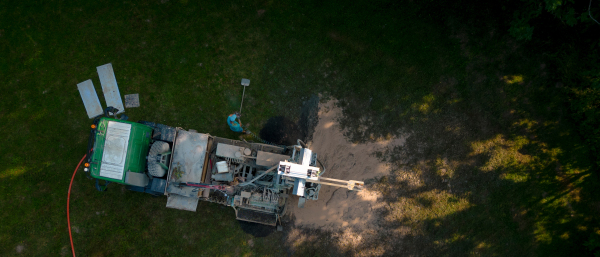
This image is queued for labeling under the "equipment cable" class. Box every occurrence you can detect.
[68,154,87,257]
[317,159,327,176]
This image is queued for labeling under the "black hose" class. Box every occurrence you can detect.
[317,159,327,176]
[103,106,120,118]
[297,139,308,148]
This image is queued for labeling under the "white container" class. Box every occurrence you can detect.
[216,161,229,173]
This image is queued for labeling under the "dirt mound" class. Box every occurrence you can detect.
[289,99,406,232]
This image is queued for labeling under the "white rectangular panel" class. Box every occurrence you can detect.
[97,63,125,114]
[166,194,199,212]
[99,121,131,180]
[77,79,103,119]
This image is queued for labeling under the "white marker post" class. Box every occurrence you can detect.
[239,78,250,115]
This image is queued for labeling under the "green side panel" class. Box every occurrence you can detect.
[90,117,153,184]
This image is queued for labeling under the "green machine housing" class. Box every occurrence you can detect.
[89,117,153,184]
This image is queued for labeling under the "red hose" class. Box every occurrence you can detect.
[68,154,87,257]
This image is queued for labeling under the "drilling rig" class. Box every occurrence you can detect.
[78,63,363,227]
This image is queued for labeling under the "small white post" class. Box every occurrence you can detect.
[239,78,250,115]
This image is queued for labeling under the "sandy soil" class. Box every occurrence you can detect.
[289,99,405,232]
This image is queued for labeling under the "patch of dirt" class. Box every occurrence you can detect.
[289,99,406,236]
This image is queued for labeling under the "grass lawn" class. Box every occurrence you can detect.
[1,0,599,256]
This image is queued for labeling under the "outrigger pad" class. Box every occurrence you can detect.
[166,194,199,212]
[77,79,104,119]
[124,94,140,108]
[97,63,125,114]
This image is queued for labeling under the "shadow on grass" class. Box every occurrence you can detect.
[259,116,303,146]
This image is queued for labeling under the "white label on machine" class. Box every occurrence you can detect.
[100,121,131,180]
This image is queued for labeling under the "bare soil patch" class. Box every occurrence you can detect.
[287,99,406,252]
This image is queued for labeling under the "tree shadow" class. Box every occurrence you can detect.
[258,95,320,146]
[275,1,600,256]
[259,116,303,146]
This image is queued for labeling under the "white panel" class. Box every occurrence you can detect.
[97,63,125,114]
[77,79,104,119]
[99,121,131,180]
[293,178,306,196]
[301,149,312,166]
[166,194,199,212]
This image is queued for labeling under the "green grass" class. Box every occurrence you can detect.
[1,0,599,256]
